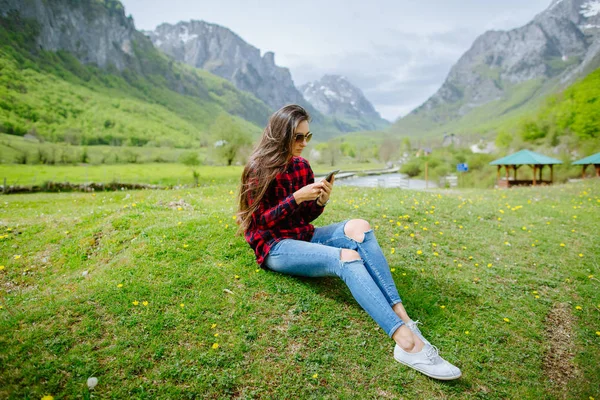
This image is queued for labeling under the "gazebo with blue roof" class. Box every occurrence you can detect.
[489,149,563,188]
[572,152,600,178]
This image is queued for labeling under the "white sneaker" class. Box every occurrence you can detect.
[394,344,462,380]
[406,320,430,345]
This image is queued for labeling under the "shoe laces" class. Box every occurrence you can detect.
[425,345,441,361]
[409,320,423,334]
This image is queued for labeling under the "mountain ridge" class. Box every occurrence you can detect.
[391,0,600,138]
[299,74,389,132]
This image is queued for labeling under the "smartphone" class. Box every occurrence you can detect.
[324,170,340,183]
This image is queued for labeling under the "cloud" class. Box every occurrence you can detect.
[284,28,476,121]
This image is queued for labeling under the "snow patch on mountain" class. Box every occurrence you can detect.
[178,27,198,43]
[581,0,600,17]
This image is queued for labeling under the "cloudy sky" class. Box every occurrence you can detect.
[121,0,551,121]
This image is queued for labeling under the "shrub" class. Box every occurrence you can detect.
[400,160,421,177]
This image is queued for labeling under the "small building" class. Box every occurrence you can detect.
[572,152,600,178]
[489,149,563,188]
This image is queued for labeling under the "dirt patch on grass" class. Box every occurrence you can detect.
[164,199,193,210]
[543,303,579,397]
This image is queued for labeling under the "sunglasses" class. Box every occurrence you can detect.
[294,132,312,143]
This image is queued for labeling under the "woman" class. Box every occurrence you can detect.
[237,105,461,380]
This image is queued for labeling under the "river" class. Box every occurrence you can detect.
[334,173,437,189]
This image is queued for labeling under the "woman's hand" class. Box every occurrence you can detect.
[317,176,334,205]
[293,182,325,204]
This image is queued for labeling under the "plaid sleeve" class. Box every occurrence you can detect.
[257,194,299,229]
[296,160,325,222]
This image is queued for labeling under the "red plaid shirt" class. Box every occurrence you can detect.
[244,156,325,266]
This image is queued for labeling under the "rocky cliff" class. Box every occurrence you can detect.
[300,75,389,131]
[0,0,145,71]
[144,20,308,111]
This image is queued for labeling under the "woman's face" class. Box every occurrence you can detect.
[291,120,311,157]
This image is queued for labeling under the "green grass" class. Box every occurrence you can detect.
[0,161,386,188]
[0,163,243,187]
[1,180,599,398]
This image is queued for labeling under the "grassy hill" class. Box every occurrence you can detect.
[0,181,598,398]
[389,77,559,140]
[0,8,269,150]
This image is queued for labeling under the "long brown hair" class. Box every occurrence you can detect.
[237,104,311,234]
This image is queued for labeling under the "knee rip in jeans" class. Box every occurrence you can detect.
[344,219,371,243]
[340,249,361,262]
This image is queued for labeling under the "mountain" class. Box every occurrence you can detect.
[299,75,390,132]
[391,0,600,138]
[145,22,311,111]
[143,20,350,138]
[0,0,272,147]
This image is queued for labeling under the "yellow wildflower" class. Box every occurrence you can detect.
[133,301,139,306]
[180,303,185,308]
[212,343,219,349]
[142,301,148,306]
[417,250,423,255]
[575,305,582,310]
[503,318,510,322]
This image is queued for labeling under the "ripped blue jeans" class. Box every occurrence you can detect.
[264,220,404,337]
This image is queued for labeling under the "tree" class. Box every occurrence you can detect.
[211,113,251,166]
[495,131,513,149]
[324,140,342,167]
[179,151,201,166]
[379,138,400,163]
